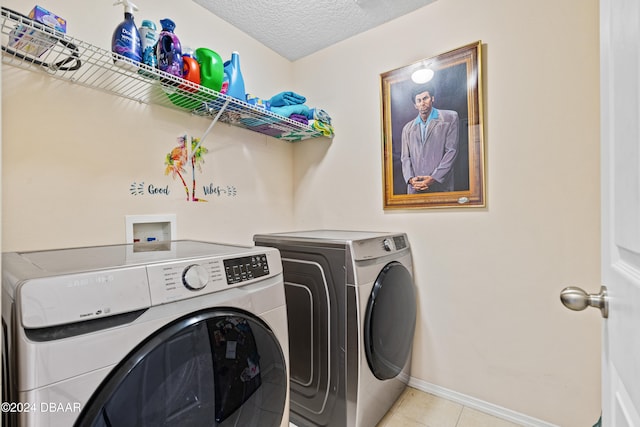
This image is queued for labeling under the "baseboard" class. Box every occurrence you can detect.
[407,377,559,427]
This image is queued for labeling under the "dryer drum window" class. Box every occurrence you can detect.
[75,309,287,427]
[364,261,417,380]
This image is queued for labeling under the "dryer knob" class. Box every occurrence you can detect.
[383,238,394,252]
[182,264,209,290]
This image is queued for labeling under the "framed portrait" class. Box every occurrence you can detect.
[381,41,485,209]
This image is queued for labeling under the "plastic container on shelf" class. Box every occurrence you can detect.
[138,20,158,70]
[156,18,182,77]
[181,47,200,86]
[223,51,245,100]
[111,0,142,68]
[195,47,223,92]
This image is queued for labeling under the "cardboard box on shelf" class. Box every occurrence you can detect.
[7,5,67,58]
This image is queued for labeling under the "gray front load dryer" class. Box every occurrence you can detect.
[253,230,416,427]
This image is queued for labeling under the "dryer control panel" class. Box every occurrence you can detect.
[351,233,410,261]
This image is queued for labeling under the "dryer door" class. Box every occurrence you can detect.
[364,261,416,380]
[75,309,287,427]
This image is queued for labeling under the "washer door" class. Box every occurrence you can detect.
[75,309,287,427]
[364,261,416,380]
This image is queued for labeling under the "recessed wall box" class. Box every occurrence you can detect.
[125,214,176,246]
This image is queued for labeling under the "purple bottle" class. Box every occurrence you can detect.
[156,18,182,77]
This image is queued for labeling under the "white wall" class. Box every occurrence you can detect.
[2,0,296,251]
[2,0,601,426]
[291,1,601,426]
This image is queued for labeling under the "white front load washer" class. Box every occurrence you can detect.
[253,230,416,427]
[1,240,289,427]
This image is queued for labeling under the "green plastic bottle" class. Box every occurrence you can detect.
[195,47,224,92]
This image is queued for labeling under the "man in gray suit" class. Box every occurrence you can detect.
[401,84,459,194]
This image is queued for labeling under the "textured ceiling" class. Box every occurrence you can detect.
[193,0,437,61]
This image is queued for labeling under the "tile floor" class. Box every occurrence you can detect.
[376,387,524,427]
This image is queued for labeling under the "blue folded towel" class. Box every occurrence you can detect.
[271,104,311,118]
[309,108,332,125]
[269,91,307,107]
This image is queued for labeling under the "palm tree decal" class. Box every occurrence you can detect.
[164,134,209,202]
[164,135,189,200]
[190,136,208,202]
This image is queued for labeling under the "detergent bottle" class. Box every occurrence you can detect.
[138,20,158,70]
[181,47,200,86]
[111,0,142,67]
[223,51,246,100]
[156,18,182,78]
[195,47,224,92]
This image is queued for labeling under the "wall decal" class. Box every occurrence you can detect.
[130,182,145,196]
[128,134,239,200]
[128,181,237,198]
[129,182,170,196]
[164,134,210,202]
[203,184,238,197]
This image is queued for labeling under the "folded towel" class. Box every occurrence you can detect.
[309,107,332,125]
[269,91,307,107]
[311,120,334,137]
[288,113,309,125]
[271,104,311,118]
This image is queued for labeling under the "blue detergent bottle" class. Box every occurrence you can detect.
[156,18,183,78]
[223,51,246,100]
[139,20,158,69]
[111,0,142,67]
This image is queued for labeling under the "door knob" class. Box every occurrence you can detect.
[560,286,608,318]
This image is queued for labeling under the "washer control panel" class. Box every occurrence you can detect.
[224,254,269,285]
[9,242,282,327]
[145,251,276,305]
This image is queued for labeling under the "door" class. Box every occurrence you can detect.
[600,0,640,423]
[364,261,416,380]
[74,309,287,427]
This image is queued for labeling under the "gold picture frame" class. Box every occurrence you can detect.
[381,41,485,209]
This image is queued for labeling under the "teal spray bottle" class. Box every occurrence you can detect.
[111,0,142,67]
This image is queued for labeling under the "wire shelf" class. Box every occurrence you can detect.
[0,7,327,142]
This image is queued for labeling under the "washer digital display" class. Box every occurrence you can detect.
[224,254,269,284]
